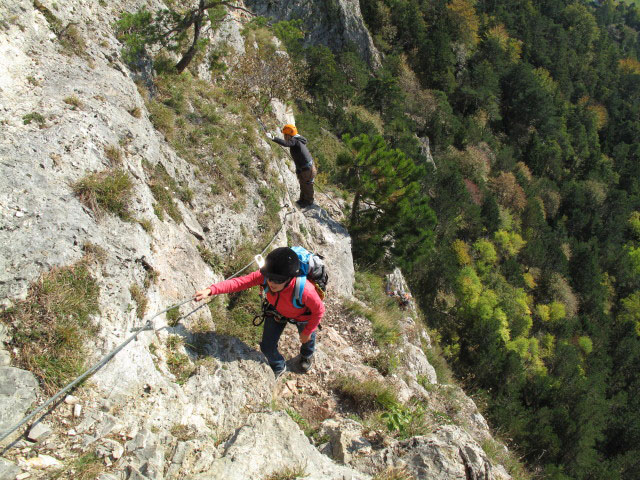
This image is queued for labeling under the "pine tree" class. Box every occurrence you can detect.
[338,134,435,265]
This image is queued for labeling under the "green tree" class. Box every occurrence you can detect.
[338,134,435,265]
[116,1,251,73]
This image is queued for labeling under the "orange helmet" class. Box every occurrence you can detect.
[282,124,298,136]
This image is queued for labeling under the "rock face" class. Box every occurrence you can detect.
[245,0,382,69]
[0,458,19,480]
[352,425,511,480]
[0,367,39,433]
[192,412,369,480]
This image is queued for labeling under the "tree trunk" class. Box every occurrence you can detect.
[175,2,205,73]
[350,191,361,228]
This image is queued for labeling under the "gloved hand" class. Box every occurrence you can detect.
[266,132,273,139]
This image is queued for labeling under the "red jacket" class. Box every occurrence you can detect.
[208,270,324,335]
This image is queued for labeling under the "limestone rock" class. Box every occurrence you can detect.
[0,458,19,480]
[0,367,38,433]
[192,412,370,480]
[319,418,372,464]
[0,324,9,344]
[353,425,511,480]
[96,438,125,460]
[403,342,438,385]
[300,206,355,299]
[25,454,62,469]
[245,0,381,69]
[0,351,10,367]
[27,422,52,442]
[97,474,121,480]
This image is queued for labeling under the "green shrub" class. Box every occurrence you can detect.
[114,9,153,65]
[365,349,399,376]
[0,260,99,393]
[166,306,181,327]
[381,402,428,439]
[22,112,45,126]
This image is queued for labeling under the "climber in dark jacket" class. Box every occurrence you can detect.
[267,124,317,207]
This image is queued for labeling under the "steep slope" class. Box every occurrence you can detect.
[1,1,512,479]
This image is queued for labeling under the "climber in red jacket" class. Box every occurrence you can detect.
[195,247,324,378]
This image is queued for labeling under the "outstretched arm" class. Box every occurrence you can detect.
[271,136,296,147]
[194,270,264,301]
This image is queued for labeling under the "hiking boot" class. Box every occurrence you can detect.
[300,355,313,373]
[273,364,287,380]
[296,199,313,208]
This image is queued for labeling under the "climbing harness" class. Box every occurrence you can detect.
[252,296,312,330]
[253,297,294,326]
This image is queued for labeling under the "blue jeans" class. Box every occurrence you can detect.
[259,315,316,373]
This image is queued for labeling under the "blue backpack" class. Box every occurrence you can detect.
[263,246,328,309]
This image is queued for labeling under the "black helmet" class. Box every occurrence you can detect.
[260,247,299,283]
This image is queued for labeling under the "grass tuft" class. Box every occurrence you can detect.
[0,260,100,394]
[166,306,181,327]
[59,24,86,56]
[63,95,82,109]
[23,112,46,126]
[334,376,398,412]
[166,335,195,385]
[263,465,308,480]
[73,169,133,220]
[129,284,148,319]
[198,245,221,271]
[144,161,184,223]
[372,466,416,480]
[209,289,262,345]
[104,145,122,165]
[52,452,105,480]
[170,423,195,442]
